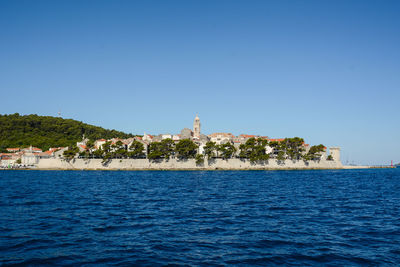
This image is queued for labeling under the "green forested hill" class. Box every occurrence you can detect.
[0,113,134,151]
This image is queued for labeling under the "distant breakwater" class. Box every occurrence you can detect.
[35,158,343,170]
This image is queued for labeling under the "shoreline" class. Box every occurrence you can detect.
[3,158,395,171]
[1,166,394,171]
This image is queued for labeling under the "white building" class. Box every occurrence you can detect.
[208,133,235,145]
[161,134,172,140]
[94,139,107,150]
[142,133,154,142]
[21,152,39,165]
[330,147,341,161]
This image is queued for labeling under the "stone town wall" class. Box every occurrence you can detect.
[36,158,343,170]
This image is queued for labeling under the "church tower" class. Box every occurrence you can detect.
[193,114,201,138]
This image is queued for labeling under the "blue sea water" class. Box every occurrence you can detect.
[0,169,400,266]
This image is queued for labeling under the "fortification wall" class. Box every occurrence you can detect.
[36,158,343,170]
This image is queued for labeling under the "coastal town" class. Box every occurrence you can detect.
[0,115,341,169]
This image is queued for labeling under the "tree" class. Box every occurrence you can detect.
[0,113,134,151]
[217,143,236,159]
[79,151,90,158]
[160,139,175,159]
[195,154,204,165]
[92,149,104,158]
[112,140,127,158]
[175,139,198,159]
[304,144,325,161]
[148,139,175,160]
[269,140,287,160]
[102,152,113,164]
[63,145,79,159]
[284,137,305,160]
[102,141,112,154]
[239,138,269,162]
[86,139,95,151]
[204,141,217,159]
[276,151,285,161]
[147,142,164,160]
[128,140,145,158]
[250,145,270,162]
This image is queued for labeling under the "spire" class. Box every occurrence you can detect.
[193,114,201,138]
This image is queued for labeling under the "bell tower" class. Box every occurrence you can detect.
[193,114,201,138]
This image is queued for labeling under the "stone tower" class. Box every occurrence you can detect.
[193,114,201,138]
[329,147,341,162]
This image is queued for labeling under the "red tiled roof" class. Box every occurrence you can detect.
[21,147,42,152]
[38,151,53,156]
[0,153,12,159]
[79,145,87,149]
[269,138,285,142]
[6,148,20,151]
[239,134,257,138]
[49,147,63,152]
[209,133,235,137]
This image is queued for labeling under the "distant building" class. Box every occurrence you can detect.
[6,148,20,153]
[54,147,68,158]
[49,147,64,152]
[180,128,193,140]
[37,151,54,159]
[21,152,38,165]
[121,138,135,150]
[172,134,181,141]
[124,138,148,157]
[199,134,210,143]
[21,146,42,153]
[142,133,154,142]
[161,134,172,140]
[208,133,235,145]
[152,135,162,142]
[193,114,201,139]
[236,134,260,144]
[78,144,87,152]
[94,139,107,150]
[329,147,340,161]
[0,153,13,161]
[76,135,89,148]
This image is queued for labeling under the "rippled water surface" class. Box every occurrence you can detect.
[1,169,400,266]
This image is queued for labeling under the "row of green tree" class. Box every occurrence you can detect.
[64,140,146,162]
[63,137,329,163]
[0,113,134,152]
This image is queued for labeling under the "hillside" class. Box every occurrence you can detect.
[0,113,134,151]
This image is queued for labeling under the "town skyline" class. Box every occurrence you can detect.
[1,111,397,166]
[2,113,343,170]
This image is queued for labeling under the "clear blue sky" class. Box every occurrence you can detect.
[1,0,399,165]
